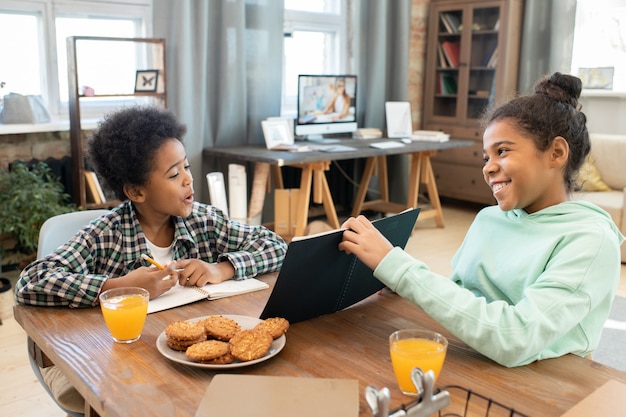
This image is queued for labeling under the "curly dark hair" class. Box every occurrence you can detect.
[86,106,187,201]
[483,72,590,192]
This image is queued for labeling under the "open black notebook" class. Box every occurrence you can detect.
[260,208,420,323]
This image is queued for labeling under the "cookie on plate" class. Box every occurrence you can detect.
[201,352,235,365]
[165,321,207,351]
[185,340,230,363]
[229,329,273,361]
[201,315,241,341]
[254,317,289,339]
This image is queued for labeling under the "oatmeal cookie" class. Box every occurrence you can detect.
[201,315,241,341]
[185,340,230,363]
[229,329,273,361]
[254,317,289,339]
[202,352,235,365]
[165,321,207,351]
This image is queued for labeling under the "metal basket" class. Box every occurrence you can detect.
[367,369,530,417]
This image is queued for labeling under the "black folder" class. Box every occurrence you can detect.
[260,208,421,324]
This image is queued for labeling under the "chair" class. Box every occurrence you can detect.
[29,209,110,417]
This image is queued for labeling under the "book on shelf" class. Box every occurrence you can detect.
[438,72,457,95]
[437,43,448,68]
[84,170,105,204]
[486,47,498,68]
[352,127,383,139]
[410,130,450,142]
[441,41,460,67]
[440,12,461,33]
[148,277,269,314]
[481,44,498,67]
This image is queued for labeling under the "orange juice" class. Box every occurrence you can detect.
[100,289,149,343]
[389,331,447,395]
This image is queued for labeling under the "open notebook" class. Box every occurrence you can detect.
[148,278,269,314]
[260,208,420,323]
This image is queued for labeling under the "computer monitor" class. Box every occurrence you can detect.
[295,74,357,139]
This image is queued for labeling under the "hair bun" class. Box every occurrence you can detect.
[534,72,582,108]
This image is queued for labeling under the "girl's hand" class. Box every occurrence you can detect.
[174,258,235,287]
[338,215,394,270]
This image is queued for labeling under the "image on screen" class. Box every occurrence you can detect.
[295,74,357,137]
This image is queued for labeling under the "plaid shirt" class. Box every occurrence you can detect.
[15,200,287,307]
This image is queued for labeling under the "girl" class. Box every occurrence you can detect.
[339,73,624,367]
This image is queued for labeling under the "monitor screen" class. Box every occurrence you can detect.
[295,74,357,138]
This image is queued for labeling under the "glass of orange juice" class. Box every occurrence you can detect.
[389,329,448,396]
[99,287,149,343]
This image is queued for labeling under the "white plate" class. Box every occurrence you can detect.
[156,315,286,369]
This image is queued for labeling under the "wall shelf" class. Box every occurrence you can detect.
[67,36,167,208]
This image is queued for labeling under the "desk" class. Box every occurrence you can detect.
[15,274,626,417]
[203,139,472,236]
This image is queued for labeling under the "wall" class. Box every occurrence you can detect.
[580,95,626,135]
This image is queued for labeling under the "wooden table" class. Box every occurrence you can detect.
[14,273,626,417]
[203,139,472,236]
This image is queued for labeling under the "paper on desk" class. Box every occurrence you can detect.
[559,380,626,417]
[195,374,359,417]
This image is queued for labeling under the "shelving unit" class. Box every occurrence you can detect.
[67,36,167,208]
[423,0,523,204]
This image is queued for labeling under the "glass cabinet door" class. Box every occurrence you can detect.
[430,3,502,125]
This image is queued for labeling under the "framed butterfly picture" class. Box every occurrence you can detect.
[134,70,159,92]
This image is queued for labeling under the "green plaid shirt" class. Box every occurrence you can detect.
[15,200,287,307]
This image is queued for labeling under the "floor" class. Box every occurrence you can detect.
[1,200,625,417]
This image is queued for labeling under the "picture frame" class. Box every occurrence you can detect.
[261,119,294,149]
[134,70,159,92]
[578,67,614,90]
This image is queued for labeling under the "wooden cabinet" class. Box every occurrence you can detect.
[423,0,523,205]
[67,36,167,208]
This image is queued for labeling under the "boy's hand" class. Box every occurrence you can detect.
[175,259,235,287]
[103,263,179,300]
[338,215,394,270]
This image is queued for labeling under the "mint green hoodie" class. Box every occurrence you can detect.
[375,201,625,367]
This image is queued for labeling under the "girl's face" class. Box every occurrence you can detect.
[140,138,194,218]
[482,120,568,213]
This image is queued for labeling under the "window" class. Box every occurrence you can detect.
[571,0,626,93]
[282,0,350,116]
[0,0,152,120]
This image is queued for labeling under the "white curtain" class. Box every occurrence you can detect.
[518,0,577,93]
[152,0,412,209]
[153,0,284,204]
[353,0,412,203]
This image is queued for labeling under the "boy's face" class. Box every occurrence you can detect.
[141,138,194,218]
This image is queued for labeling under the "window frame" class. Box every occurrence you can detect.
[572,0,626,97]
[281,1,350,116]
[0,0,153,124]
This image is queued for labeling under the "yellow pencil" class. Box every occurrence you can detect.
[141,253,165,270]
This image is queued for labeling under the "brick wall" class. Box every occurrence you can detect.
[409,0,431,131]
[0,131,71,171]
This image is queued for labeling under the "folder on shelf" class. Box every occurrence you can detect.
[385,101,413,138]
[84,171,105,204]
[228,164,248,223]
[206,172,229,216]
